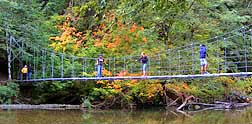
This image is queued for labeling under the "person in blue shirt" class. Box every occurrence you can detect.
[96,54,104,77]
[200,44,208,74]
[137,52,148,76]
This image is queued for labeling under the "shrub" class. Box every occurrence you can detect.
[0,82,19,104]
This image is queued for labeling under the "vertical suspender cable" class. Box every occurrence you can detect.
[250,29,252,47]
[224,38,227,72]
[71,56,75,77]
[191,43,195,74]
[82,57,85,77]
[21,39,24,80]
[84,58,87,73]
[42,50,45,79]
[61,53,64,78]
[148,56,151,75]
[129,56,132,73]
[158,53,161,75]
[33,48,36,79]
[51,51,54,78]
[168,49,171,74]
[108,58,111,73]
[216,36,220,73]
[178,50,181,74]
[113,57,116,76]
[123,57,126,73]
[242,27,248,72]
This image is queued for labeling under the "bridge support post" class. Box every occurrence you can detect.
[6,33,11,81]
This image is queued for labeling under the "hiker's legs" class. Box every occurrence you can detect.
[200,59,208,74]
[142,64,147,76]
[28,72,32,80]
[200,66,204,74]
[23,73,28,80]
[97,65,102,77]
[204,64,208,73]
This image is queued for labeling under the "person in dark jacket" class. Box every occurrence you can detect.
[137,52,148,76]
[199,44,208,74]
[27,64,32,80]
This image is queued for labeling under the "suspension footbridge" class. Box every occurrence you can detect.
[6,25,252,82]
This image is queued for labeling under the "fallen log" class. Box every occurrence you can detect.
[177,102,252,111]
[0,104,81,110]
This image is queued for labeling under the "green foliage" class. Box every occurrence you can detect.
[81,97,92,109]
[30,81,96,104]
[230,78,252,95]
[0,82,19,104]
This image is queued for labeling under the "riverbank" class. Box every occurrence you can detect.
[1,77,252,110]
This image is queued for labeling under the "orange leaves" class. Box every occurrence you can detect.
[102,69,112,76]
[94,39,103,47]
[142,37,147,43]
[99,23,106,30]
[146,82,163,99]
[130,23,137,33]
[125,80,137,87]
[106,36,120,49]
[116,71,128,77]
[49,15,86,53]
[104,11,115,22]
[166,82,192,94]
[217,77,236,84]
[91,11,147,54]
[73,32,83,37]
[139,26,144,31]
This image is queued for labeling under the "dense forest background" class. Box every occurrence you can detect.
[0,0,251,106]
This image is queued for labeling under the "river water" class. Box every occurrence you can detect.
[0,107,252,124]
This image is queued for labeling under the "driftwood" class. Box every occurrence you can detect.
[176,95,195,110]
[176,93,252,111]
[163,83,252,112]
[0,104,80,110]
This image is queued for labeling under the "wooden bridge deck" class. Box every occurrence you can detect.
[13,72,252,83]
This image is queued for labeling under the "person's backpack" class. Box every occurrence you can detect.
[21,67,28,74]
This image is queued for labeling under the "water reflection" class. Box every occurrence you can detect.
[0,107,252,124]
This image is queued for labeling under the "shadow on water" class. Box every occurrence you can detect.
[1,107,252,124]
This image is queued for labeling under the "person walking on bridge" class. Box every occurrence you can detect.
[96,54,105,77]
[27,64,32,80]
[21,65,28,80]
[200,44,208,74]
[137,52,148,76]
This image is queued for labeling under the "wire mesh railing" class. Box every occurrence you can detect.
[6,25,252,80]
